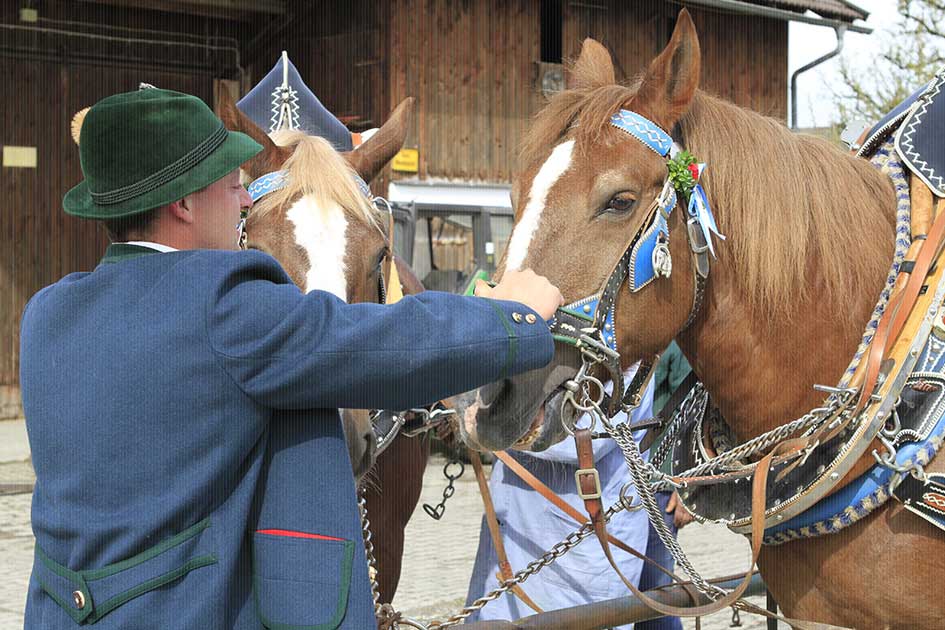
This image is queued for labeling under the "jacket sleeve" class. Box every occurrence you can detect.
[203,251,555,410]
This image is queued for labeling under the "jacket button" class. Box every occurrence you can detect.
[73,590,85,609]
[511,312,523,323]
[525,313,537,324]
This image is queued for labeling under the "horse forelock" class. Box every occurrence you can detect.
[517,81,896,322]
[254,130,381,232]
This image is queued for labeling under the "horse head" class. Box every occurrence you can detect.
[217,89,416,476]
[458,11,703,452]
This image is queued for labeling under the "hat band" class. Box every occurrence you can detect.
[90,124,229,205]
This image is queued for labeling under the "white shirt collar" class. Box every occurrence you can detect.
[122,241,178,253]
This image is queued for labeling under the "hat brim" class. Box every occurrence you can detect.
[64,131,262,220]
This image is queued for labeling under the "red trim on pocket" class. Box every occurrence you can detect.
[256,529,344,542]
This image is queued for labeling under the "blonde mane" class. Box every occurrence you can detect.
[251,130,381,229]
[519,83,896,318]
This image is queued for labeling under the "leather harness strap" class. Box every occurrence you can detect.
[573,430,848,629]
[493,450,700,607]
[856,189,945,413]
[470,454,544,614]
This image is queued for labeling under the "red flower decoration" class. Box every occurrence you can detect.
[688,163,700,180]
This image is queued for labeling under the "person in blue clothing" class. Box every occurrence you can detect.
[21,87,561,630]
[465,369,691,630]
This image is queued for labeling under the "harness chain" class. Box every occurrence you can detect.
[425,500,634,629]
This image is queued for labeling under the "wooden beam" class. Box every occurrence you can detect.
[78,0,285,22]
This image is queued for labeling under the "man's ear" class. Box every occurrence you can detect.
[169,199,196,224]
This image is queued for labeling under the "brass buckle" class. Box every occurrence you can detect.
[575,468,602,500]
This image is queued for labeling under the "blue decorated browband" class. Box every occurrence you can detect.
[611,109,675,157]
[247,170,373,204]
[247,170,289,202]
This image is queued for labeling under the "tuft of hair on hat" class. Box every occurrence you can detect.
[70,107,90,146]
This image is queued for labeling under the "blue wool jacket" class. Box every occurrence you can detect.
[21,244,553,629]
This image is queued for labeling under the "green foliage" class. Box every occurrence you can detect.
[667,150,697,200]
[833,0,944,125]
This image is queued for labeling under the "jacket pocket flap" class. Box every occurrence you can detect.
[253,530,354,630]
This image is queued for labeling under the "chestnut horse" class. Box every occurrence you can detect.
[217,91,429,604]
[457,10,944,629]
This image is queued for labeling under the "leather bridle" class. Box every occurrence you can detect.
[548,108,723,424]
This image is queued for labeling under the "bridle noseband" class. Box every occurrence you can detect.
[549,109,724,425]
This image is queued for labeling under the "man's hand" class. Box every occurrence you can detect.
[475,269,564,321]
[666,491,695,529]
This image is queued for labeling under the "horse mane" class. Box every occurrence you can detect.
[252,130,381,230]
[519,82,896,318]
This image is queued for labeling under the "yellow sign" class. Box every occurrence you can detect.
[3,146,37,168]
[391,148,419,173]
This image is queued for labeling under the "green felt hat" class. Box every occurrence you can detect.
[64,88,262,220]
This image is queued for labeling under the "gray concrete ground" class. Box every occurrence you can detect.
[0,422,770,629]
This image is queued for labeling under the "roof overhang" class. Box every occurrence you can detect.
[676,0,872,34]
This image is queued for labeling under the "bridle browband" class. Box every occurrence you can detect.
[549,108,724,424]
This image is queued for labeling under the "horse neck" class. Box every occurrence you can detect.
[672,96,897,442]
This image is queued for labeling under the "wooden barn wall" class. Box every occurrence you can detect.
[690,8,788,120]
[562,0,668,84]
[0,1,227,402]
[245,1,385,132]
[389,1,788,185]
[387,0,542,183]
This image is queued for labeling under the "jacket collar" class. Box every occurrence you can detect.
[100,243,167,265]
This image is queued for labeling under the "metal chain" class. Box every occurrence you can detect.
[422,458,465,520]
[358,490,385,619]
[609,418,727,600]
[425,500,631,629]
[649,384,857,491]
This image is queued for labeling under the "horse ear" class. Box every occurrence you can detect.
[634,9,701,129]
[344,97,416,182]
[215,86,290,179]
[568,38,616,89]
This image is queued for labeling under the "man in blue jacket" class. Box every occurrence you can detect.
[21,88,559,629]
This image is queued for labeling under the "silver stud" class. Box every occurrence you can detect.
[830,472,840,480]
[511,312,523,323]
[73,590,85,610]
[729,513,736,520]
[604,323,612,331]
[816,465,825,475]
[525,313,537,324]
[774,498,781,506]
[583,304,591,313]
[776,514,784,521]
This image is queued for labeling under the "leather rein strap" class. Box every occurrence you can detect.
[575,427,767,618]
[492,450,700,606]
[470,455,544,613]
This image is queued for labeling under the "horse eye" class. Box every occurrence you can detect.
[602,193,637,215]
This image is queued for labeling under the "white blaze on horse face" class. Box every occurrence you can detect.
[505,140,575,272]
[286,195,349,301]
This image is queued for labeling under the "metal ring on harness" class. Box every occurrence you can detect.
[619,481,645,511]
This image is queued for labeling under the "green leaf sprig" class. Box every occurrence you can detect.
[666,150,698,202]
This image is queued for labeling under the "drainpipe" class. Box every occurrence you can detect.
[790,24,846,129]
